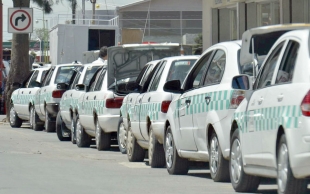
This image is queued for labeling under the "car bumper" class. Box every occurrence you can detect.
[152,121,165,144]
[98,114,119,133]
[46,103,59,118]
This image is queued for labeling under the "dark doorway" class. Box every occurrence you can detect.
[88,29,116,51]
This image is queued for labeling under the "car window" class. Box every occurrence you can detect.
[54,66,79,84]
[22,71,34,88]
[70,73,81,89]
[43,68,54,86]
[275,40,299,85]
[140,63,155,86]
[136,64,150,85]
[40,70,48,83]
[83,66,101,86]
[88,68,103,92]
[185,51,212,90]
[255,41,284,90]
[204,50,226,86]
[148,61,166,92]
[94,70,106,91]
[166,59,196,84]
[141,62,162,93]
[27,70,39,88]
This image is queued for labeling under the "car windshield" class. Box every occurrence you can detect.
[54,66,79,84]
[83,66,101,86]
[166,59,197,84]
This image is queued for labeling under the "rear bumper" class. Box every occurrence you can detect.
[98,114,119,133]
[46,103,59,118]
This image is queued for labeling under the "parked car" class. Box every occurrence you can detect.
[9,67,50,128]
[34,62,82,132]
[230,28,310,193]
[74,43,192,151]
[127,56,199,167]
[57,63,103,142]
[163,41,242,180]
[119,60,160,154]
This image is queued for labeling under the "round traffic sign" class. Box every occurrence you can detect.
[10,10,31,31]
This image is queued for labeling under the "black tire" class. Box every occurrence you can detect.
[230,129,260,192]
[70,114,77,144]
[117,118,127,154]
[165,126,189,175]
[95,120,111,151]
[209,132,230,182]
[32,106,44,131]
[9,104,22,128]
[126,124,145,162]
[277,134,308,194]
[56,112,70,141]
[45,109,55,132]
[75,115,91,148]
[149,125,165,168]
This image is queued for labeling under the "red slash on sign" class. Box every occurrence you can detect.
[10,10,31,31]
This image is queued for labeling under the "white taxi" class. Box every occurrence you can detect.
[57,64,102,142]
[230,29,310,193]
[9,67,50,129]
[128,56,199,168]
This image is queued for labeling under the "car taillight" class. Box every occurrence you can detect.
[301,90,310,116]
[52,90,66,98]
[230,90,245,109]
[161,101,171,113]
[106,97,124,108]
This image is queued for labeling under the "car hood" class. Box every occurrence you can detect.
[107,44,192,91]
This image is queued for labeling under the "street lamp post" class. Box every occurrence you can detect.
[36,37,42,62]
[33,7,46,63]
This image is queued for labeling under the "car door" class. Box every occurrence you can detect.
[14,71,34,114]
[39,67,55,116]
[243,41,285,166]
[261,39,301,168]
[176,51,213,151]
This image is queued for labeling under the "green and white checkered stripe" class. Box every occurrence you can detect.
[139,102,161,121]
[41,92,52,103]
[83,100,106,115]
[11,93,35,105]
[120,103,129,118]
[174,90,233,118]
[233,105,302,133]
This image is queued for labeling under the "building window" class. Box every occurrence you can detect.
[230,8,237,40]
[257,1,280,26]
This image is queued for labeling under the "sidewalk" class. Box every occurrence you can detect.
[0,115,7,124]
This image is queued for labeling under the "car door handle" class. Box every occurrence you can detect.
[185,99,191,105]
[139,98,141,103]
[21,91,23,94]
[44,89,46,92]
[130,98,132,102]
[277,94,283,102]
[70,93,72,97]
[29,91,31,94]
[205,96,211,105]
[148,97,151,102]
[86,96,89,100]
[94,96,96,100]
[258,97,264,105]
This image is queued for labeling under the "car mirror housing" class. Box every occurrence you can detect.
[231,75,252,90]
[12,82,21,88]
[163,80,183,94]
[33,81,41,88]
[75,84,86,91]
[56,83,68,90]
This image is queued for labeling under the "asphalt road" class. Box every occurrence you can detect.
[0,121,306,194]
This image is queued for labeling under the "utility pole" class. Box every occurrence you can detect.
[82,0,85,24]
[0,0,3,83]
[90,0,96,24]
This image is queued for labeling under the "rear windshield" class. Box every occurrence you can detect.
[83,65,101,86]
[54,66,79,84]
[166,59,197,84]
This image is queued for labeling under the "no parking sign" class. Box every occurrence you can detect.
[8,8,33,33]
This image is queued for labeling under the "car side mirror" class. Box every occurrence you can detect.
[126,82,140,93]
[232,75,252,90]
[75,84,86,91]
[33,81,41,87]
[57,83,68,90]
[12,82,21,88]
[163,80,183,94]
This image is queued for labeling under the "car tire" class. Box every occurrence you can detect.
[71,114,76,144]
[165,126,189,175]
[31,106,44,131]
[209,132,230,182]
[126,123,145,162]
[9,104,22,128]
[230,129,260,192]
[277,134,307,194]
[76,115,91,148]
[117,118,127,154]
[95,120,111,151]
[45,109,55,132]
[56,112,70,141]
[149,125,165,168]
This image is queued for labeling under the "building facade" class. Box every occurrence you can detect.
[203,0,310,50]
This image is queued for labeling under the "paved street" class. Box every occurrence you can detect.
[0,120,306,194]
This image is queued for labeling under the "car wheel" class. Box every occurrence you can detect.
[117,118,127,154]
[95,120,111,151]
[126,123,145,162]
[75,116,91,148]
[165,126,189,175]
[45,109,55,132]
[277,134,307,194]
[149,125,165,168]
[9,104,22,128]
[70,115,76,144]
[209,132,230,182]
[230,129,260,192]
[32,106,44,131]
[56,112,70,141]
